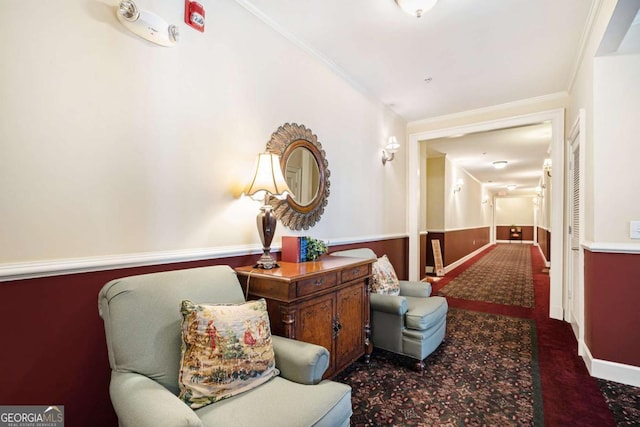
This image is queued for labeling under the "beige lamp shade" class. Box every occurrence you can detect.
[244,153,292,202]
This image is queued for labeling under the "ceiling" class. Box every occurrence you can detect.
[426,122,552,196]
[239,0,595,121]
[237,0,638,196]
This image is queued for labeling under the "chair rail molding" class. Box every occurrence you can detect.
[0,233,409,282]
[582,240,640,254]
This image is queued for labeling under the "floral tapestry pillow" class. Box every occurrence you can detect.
[178,299,279,409]
[371,255,400,295]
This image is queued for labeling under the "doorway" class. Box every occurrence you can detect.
[565,109,586,348]
[407,109,566,320]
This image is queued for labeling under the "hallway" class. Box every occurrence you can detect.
[431,244,638,426]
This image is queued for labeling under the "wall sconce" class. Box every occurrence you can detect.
[453,178,464,193]
[116,0,179,47]
[243,153,292,269]
[482,196,489,205]
[543,158,552,177]
[382,136,400,165]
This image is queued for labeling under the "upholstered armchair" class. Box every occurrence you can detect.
[98,265,352,427]
[331,248,448,370]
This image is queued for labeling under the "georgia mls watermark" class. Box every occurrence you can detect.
[0,406,64,427]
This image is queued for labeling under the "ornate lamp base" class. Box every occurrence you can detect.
[254,204,279,270]
[254,253,279,270]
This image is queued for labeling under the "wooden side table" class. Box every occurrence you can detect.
[235,256,374,378]
[509,227,523,243]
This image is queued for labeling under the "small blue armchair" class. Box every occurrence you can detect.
[331,248,448,370]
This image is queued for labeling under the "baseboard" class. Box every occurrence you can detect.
[582,342,640,387]
[549,305,564,320]
[569,313,583,356]
[535,243,551,267]
[443,243,492,274]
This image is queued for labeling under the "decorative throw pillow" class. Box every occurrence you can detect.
[371,255,400,295]
[178,299,279,409]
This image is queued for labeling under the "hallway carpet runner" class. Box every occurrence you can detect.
[337,308,543,425]
[436,244,534,308]
[335,244,631,426]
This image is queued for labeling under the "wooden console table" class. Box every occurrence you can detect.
[235,256,374,378]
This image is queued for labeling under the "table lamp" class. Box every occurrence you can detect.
[244,153,292,269]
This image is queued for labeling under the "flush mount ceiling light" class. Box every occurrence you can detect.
[395,0,438,18]
[492,160,508,169]
[506,184,517,191]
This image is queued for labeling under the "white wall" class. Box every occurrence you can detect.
[495,197,535,226]
[426,157,445,230]
[592,53,640,243]
[424,156,491,232]
[0,0,406,266]
[444,158,490,230]
[568,0,640,244]
[536,173,552,230]
[567,0,618,242]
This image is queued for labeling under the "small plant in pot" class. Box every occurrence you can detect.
[306,237,328,261]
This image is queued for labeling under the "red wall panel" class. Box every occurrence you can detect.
[584,249,640,367]
[0,237,407,426]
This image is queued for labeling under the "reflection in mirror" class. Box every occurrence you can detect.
[285,147,320,206]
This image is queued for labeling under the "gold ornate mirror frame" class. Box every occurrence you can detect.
[266,123,330,230]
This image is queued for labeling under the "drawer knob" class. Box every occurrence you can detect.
[314,278,324,286]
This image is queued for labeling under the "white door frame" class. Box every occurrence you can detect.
[565,109,586,348]
[407,109,566,320]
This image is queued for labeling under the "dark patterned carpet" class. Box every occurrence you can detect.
[436,244,534,308]
[336,308,543,426]
[597,379,640,426]
[334,243,640,426]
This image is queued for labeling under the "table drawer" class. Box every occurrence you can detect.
[297,273,337,297]
[341,264,369,282]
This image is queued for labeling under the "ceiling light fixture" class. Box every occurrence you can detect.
[492,160,508,169]
[507,184,517,191]
[395,0,438,18]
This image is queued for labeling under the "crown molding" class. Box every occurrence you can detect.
[408,92,568,128]
[567,0,603,92]
[232,0,384,109]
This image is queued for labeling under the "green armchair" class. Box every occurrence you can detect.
[331,248,448,371]
[98,265,352,427]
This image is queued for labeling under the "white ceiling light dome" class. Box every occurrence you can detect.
[492,160,508,169]
[395,0,438,18]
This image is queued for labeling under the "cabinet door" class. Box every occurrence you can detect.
[335,283,365,371]
[296,293,336,376]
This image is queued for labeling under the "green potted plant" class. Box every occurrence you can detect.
[305,237,328,261]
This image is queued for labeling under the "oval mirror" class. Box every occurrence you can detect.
[285,146,320,206]
[266,123,330,230]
